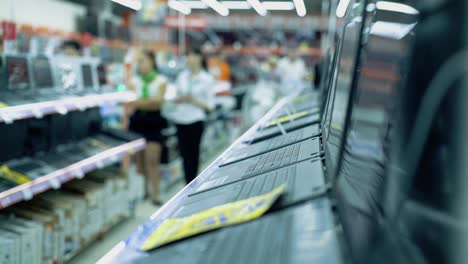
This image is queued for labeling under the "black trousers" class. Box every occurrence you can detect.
[176,121,204,184]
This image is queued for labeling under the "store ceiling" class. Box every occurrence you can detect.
[61,0,323,15]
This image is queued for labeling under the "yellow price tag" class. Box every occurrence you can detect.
[141,184,287,251]
[266,111,309,127]
[0,102,8,108]
[0,165,32,185]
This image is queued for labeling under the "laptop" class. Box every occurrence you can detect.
[6,158,55,180]
[30,56,63,101]
[53,56,81,95]
[135,199,342,264]
[0,55,35,106]
[80,62,100,94]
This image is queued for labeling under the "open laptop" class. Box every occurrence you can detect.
[80,62,100,94]
[0,55,35,106]
[30,56,63,101]
[177,0,367,216]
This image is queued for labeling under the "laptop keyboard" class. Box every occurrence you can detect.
[238,166,295,200]
[242,143,301,179]
[10,162,42,173]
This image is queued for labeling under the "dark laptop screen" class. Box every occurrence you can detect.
[97,64,107,86]
[81,64,94,88]
[31,56,54,88]
[6,56,30,90]
[325,12,365,179]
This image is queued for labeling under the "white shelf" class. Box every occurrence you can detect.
[0,91,137,124]
[0,138,146,209]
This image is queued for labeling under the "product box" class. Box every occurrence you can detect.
[38,191,85,260]
[63,180,105,243]
[16,203,65,263]
[0,221,36,264]
[0,229,20,264]
[8,207,59,264]
[0,216,43,264]
[0,234,17,264]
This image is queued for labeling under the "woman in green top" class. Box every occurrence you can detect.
[129,50,167,205]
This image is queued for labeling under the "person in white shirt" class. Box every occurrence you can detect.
[167,48,215,183]
[128,50,167,205]
[277,48,307,95]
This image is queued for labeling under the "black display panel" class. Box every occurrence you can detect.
[31,56,54,88]
[324,7,365,180]
[6,56,30,90]
[81,64,94,88]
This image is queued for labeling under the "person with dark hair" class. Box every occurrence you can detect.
[62,40,82,57]
[165,48,215,184]
[128,50,168,205]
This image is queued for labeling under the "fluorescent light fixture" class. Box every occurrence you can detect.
[168,0,191,15]
[336,0,350,18]
[111,0,142,10]
[293,0,306,16]
[201,0,229,16]
[263,1,295,11]
[370,21,417,39]
[376,1,419,14]
[247,0,267,16]
[181,1,209,9]
[222,1,251,9]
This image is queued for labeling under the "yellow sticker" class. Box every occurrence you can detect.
[141,184,287,251]
[266,111,309,127]
[0,102,8,108]
[0,165,32,185]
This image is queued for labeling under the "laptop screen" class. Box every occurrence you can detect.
[31,56,54,89]
[97,64,107,86]
[6,56,30,90]
[324,12,365,179]
[81,64,94,88]
[57,61,78,91]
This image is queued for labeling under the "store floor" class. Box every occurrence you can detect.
[68,181,186,264]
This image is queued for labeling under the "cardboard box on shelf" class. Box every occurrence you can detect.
[8,207,60,264]
[63,180,105,243]
[0,229,20,264]
[0,216,43,264]
[0,234,17,264]
[35,192,81,260]
[0,221,37,264]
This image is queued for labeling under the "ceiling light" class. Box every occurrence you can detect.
[168,0,191,15]
[201,0,229,16]
[336,0,350,18]
[181,1,209,9]
[222,1,251,9]
[247,0,267,16]
[376,1,419,14]
[263,1,295,11]
[111,0,142,10]
[293,0,306,17]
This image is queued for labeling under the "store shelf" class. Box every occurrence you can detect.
[0,138,146,209]
[0,91,137,124]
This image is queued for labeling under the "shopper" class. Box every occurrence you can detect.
[61,40,82,57]
[128,50,167,205]
[277,47,307,95]
[168,48,215,184]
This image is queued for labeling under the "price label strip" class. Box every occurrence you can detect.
[140,184,286,251]
[74,168,85,179]
[21,188,33,201]
[49,178,61,189]
[0,112,13,124]
[32,108,43,119]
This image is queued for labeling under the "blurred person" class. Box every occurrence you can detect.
[61,40,82,57]
[277,47,307,95]
[128,50,168,205]
[209,51,231,82]
[169,48,215,184]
